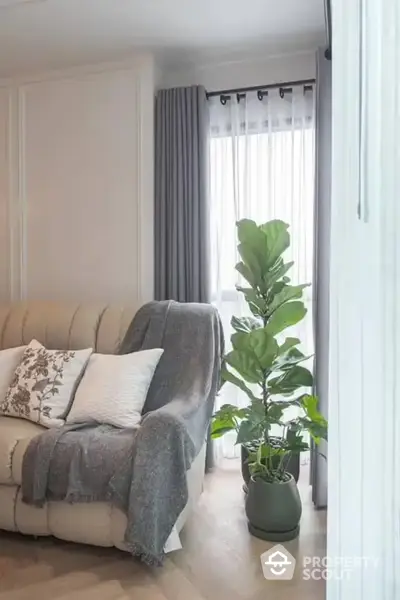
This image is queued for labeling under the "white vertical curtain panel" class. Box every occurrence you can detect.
[209,85,316,459]
[327,0,400,597]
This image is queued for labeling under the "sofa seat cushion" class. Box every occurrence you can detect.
[0,416,44,485]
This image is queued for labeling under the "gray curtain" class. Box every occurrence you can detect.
[154,85,210,303]
[154,85,214,470]
[311,48,332,508]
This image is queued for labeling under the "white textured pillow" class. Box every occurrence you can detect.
[0,346,26,407]
[1,340,93,427]
[67,349,164,428]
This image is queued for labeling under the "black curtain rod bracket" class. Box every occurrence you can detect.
[206,78,316,102]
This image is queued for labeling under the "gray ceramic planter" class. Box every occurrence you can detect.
[245,474,302,541]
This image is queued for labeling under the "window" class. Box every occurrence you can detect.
[209,88,315,458]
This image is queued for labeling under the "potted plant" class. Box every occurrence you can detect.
[211,219,327,542]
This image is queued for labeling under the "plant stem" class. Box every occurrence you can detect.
[261,377,272,474]
[276,426,288,476]
[282,451,292,477]
[262,311,273,474]
[277,450,289,475]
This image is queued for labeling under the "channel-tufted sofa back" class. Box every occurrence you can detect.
[0,302,142,354]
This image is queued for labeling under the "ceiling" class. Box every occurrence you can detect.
[0,0,326,77]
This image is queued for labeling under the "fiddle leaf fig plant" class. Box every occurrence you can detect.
[211,219,327,483]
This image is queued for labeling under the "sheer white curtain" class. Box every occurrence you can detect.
[209,85,316,459]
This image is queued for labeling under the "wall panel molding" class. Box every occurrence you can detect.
[0,54,153,89]
[17,87,27,300]
[7,89,15,301]
[0,54,155,305]
[135,55,155,303]
[3,86,27,302]
[0,86,20,302]
[5,89,14,301]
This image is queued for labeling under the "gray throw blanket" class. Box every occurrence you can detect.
[21,300,223,565]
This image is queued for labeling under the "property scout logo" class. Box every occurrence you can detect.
[260,545,296,580]
[260,545,379,581]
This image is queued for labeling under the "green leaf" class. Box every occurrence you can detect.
[271,398,303,411]
[284,364,314,387]
[259,443,283,459]
[309,423,328,444]
[275,349,313,372]
[287,347,305,358]
[237,219,269,269]
[301,395,323,421]
[237,219,264,245]
[211,404,248,439]
[264,260,294,289]
[269,284,309,314]
[236,420,262,444]
[214,403,248,416]
[267,403,285,423]
[221,366,258,402]
[283,435,310,454]
[210,425,235,439]
[269,281,286,297]
[234,400,267,445]
[236,287,267,317]
[230,332,250,351]
[236,286,262,304]
[225,350,263,384]
[296,417,328,444]
[238,243,262,282]
[249,398,265,416]
[300,395,328,442]
[247,399,266,427]
[268,365,313,395]
[210,410,235,439]
[235,262,257,287]
[278,337,301,355]
[259,220,290,268]
[247,329,278,370]
[231,315,261,333]
[265,301,307,336]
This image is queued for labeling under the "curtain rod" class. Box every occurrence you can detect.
[206,78,316,99]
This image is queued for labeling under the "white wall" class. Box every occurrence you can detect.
[0,49,316,305]
[0,55,155,305]
[160,50,316,91]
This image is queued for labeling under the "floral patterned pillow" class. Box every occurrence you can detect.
[1,340,92,428]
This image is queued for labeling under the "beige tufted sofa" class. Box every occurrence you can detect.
[0,302,205,553]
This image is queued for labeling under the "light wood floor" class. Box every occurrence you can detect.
[0,460,326,600]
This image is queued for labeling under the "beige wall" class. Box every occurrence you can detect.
[0,55,155,305]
